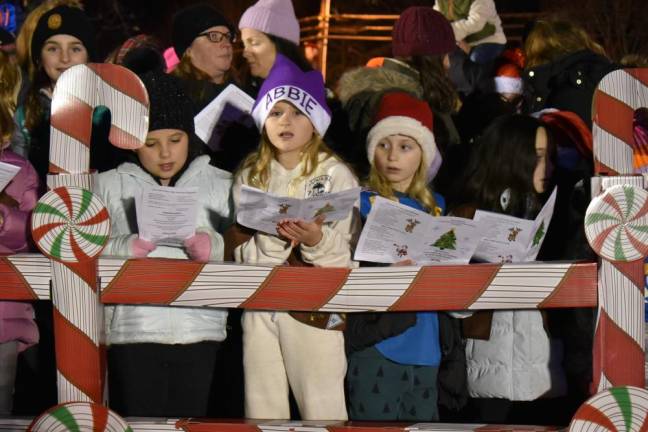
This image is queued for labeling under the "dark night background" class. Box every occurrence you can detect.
[78,0,648,85]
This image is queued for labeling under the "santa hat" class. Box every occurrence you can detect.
[494,63,523,95]
[367,92,437,173]
[251,54,331,136]
[540,110,592,158]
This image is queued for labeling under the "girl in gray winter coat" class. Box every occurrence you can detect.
[94,72,232,417]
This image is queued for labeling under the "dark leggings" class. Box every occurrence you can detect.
[108,341,220,418]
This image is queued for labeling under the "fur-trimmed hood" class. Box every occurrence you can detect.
[335,59,422,106]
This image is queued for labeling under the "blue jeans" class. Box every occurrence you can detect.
[469,43,505,64]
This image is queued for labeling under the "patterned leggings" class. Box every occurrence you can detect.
[347,346,439,421]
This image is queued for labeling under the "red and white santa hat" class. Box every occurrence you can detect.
[367,92,437,172]
[494,63,523,95]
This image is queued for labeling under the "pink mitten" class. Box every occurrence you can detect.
[131,236,156,258]
[184,232,211,262]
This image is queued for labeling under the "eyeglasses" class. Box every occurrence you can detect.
[198,30,236,44]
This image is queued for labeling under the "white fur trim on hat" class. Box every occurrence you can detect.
[366,116,437,170]
[494,76,523,95]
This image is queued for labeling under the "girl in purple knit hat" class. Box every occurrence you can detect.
[230,54,359,420]
[0,46,39,415]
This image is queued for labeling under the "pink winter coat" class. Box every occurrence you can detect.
[0,148,39,350]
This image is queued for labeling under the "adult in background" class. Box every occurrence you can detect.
[171,4,237,111]
[238,0,311,96]
[171,3,258,175]
[523,18,617,129]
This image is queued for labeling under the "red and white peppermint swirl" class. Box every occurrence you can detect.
[28,402,131,432]
[569,386,648,432]
[585,185,648,262]
[32,187,110,263]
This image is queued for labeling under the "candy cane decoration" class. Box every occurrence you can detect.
[585,185,648,262]
[38,63,148,404]
[586,181,647,390]
[589,68,648,392]
[99,259,598,311]
[49,63,149,175]
[593,69,648,175]
[32,187,110,263]
[28,402,132,432]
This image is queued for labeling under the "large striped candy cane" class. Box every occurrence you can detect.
[589,68,648,391]
[585,183,648,389]
[593,69,648,175]
[36,63,148,403]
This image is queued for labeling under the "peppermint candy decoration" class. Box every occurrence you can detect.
[28,402,131,432]
[585,185,648,262]
[32,187,110,263]
[569,386,648,432]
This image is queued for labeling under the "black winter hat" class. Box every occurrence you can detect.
[139,71,195,135]
[172,4,234,59]
[31,6,96,64]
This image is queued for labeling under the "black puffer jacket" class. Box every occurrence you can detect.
[523,50,618,127]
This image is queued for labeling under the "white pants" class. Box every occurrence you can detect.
[243,311,348,420]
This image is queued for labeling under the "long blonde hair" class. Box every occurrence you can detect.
[0,51,21,145]
[239,131,335,190]
[366,151,437,214]
[524,18,606,69]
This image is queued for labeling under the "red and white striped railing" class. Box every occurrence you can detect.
[0,65,647,431]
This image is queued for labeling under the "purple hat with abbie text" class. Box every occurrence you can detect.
[251,54,331,136]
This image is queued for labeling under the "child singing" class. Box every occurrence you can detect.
[232,54,359,421]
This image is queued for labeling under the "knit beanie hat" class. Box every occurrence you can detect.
[115,35,165,75]
[238,0,300,45]
[31,6,96,64]
[172,4,234,59]
[494,63,523,95]
[392,7,455,57]
[367,92,437,172]
[139,71,195,135]
[251,54,331,136]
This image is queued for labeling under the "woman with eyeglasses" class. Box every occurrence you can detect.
[171,3,244,126]
[170,4,261,176]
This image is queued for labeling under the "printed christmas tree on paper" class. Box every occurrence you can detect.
[433,229,457,250]
[532,221,545,246]
[314,202,335,217]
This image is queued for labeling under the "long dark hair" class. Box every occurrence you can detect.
[406,55,458,115]
[242,34,312,90]
[269,34,312,71]
[454,114,549,217]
